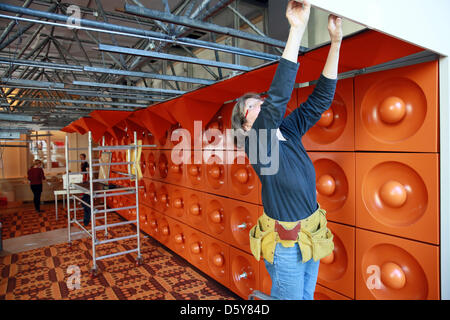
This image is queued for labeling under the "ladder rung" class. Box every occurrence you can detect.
[93,146,136,151]
[96,234,138,245]
[93,190,135,198]
[92,161,134,167]
[95,205,136,214]
[95,248,138,261]
[94,219,137,230]
[93,176,135,183]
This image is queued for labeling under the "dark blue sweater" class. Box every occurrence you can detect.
[245,58,337,222]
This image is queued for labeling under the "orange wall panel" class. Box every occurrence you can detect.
[227,151,260,205]
[355,228,439,300]
[167,185,187,222]
[167,148,185,185]
[317,222,355,299]
[203,193,230,243]
[155,150,170,182]
[226,198,259,254]
[204,151,227,196]
[301,78,355,151]
[309,152,355,226]
[229,247,260,299]
[185,151,205,190]
[166,215,189,260]
[184,189,207,232]
[355,61,438,152]
[185,229,208,274]
[145,150,157,179]
[356,153,439,245]
[205,237,231,288]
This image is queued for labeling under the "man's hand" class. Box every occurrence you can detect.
[286,0,311,32]
[328,15,343,44]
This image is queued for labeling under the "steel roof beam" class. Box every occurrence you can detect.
[72,80,186,95]
[0,0,33,45]
[0,113,33,122]
[98,44,251,71]
[0,4,278,61]
[83,65,215,85]
[124,4,285,48]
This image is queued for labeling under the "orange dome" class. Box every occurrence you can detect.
[317,174,336,196]
[379,180,407,208]
[317,108,334,127]
[378,96,406,124]
[381,262,406,289]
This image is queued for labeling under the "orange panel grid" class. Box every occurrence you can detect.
[355,228,440,300]
[203,109,228,150]
[167,216,189,260]
[314,284,352,300]
[167,123,184,150]
[317,222,355,299]
[142,131,155,147]
[146,150,157,179]
[140,178,151,207]
[300,78,355,151]
[156,214,171,247]
[155,182,170,214]
[204,150,227,196]
[205,237,231,288]
[145,179,158,210]
[226,198,259,254]
[226,150,260,205]
[140,150,147,177]
[185,229,208,274]
[355,61,438,152]
[139,204,150,233]
[229,246,260,300]
[167,185,186,222]
[167,147,185,185]
[155,150,169,182]
[184,189,207,232]
[356,153,439,245]
[203,193,230,243]
[309,152,355,226]
[138,179,146,205]
[185,150,205,191]
[146,209,160,239]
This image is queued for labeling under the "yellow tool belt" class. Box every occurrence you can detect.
[249,205,334,264]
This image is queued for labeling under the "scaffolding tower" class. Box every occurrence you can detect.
[64,131,145,276]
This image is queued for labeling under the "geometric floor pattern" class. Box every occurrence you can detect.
[0,204,239,300]
[0,204,67,240]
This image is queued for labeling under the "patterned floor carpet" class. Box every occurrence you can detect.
[0,202,67,240]
[0,204,238,300]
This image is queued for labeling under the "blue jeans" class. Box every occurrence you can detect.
[264,243,320,300]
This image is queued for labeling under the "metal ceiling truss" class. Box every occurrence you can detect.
[0,0,281,133]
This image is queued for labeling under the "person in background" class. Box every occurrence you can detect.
[80,153,89,182]
[28,159,46,213]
